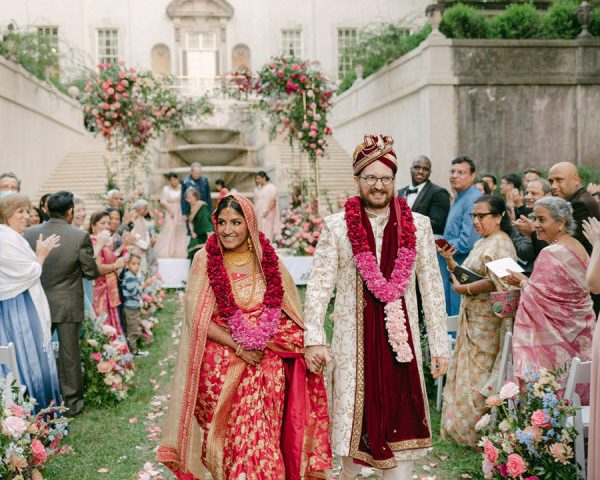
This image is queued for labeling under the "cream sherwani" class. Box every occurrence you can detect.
[304,209,449,460]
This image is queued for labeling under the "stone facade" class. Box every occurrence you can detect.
[330,37,600,188]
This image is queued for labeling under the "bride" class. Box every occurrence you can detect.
[157,194,331,480]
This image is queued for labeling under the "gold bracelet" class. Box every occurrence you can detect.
[466,284,473,295]
[519,279,529,289]
[235,344,243,356]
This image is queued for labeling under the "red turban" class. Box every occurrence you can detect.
[352,134,398,176]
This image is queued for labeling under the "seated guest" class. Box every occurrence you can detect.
[72,195,87,230]
[481,174,497,194]
[215,178,229,204]
[0,193,62,411]
[28,206,42,226]
[155,173,187,259]
[510,178,551,274]
[508,197,595,391]
[0,172,21,195]
[398,154,450,235]
[89,211,126,338]
[438,195,517,447]
[475,179,491,195]
[24,191,99,416]
[583,217,600,480]
[185,187,214,259]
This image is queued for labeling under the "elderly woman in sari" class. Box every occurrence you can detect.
[438,195,517,447]
[0,193,61,410]
[157,194,331,480]
[507,197,595,385]
[89,211,126,337]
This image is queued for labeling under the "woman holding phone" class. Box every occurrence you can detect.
[437,195,517,447]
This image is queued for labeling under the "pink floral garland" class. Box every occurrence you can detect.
[344,196,417,363]
[206,231,284,351]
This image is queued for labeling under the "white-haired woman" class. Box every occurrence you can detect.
[507,197,595,391]
[0,193,61,410]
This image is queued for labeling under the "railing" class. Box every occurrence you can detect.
[172,75,259,99]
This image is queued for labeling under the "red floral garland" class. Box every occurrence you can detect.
[206,231,284,350]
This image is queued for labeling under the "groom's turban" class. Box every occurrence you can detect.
[352,134,398,176]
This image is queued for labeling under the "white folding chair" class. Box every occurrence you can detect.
[436,314,459,411]
[564,356,592,479]
[0,343,25,402]
[495,331,513,393]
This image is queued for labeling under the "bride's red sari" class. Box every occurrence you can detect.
[157,195,331,480]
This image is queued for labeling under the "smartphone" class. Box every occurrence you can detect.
[435,238,452,250]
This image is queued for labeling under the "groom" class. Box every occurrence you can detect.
[303,135,449,479]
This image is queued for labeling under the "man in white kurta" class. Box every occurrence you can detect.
[304,135,449,480]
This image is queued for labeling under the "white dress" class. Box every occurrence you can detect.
[303,210,449,460]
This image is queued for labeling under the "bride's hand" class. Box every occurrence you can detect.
[238,349,263,366]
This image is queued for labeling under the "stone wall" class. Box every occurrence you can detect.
[0,57,85,196]
[330,36,600,188]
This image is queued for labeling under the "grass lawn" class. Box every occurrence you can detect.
[43,289,481,480]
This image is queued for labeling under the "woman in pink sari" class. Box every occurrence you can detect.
[254,171,281,241]
[157,194,331,480]
[89,211,126,337]
[507,197,595,384]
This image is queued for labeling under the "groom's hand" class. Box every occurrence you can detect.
[304,345,331,373]
[431,356,448,379]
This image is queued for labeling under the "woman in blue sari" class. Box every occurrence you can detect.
[0,193,62,410]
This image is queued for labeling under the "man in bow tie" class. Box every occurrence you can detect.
[398,155,450,235]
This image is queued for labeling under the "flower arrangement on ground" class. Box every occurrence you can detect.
[225,56,334,163]
[80,317,135,406]
[477,369,580,479]
[276,200,324,255]
[0,380,71,479]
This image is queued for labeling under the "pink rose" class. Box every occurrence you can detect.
[32,438,48,465]
[98,361,113,373]
[9,404,23,417]
[524,477,540,480]
[91,352,102,361]
[530,409,551,428]
[499,381,520,400]
[2,415,27,438]
[483,439,498,463]
[506,453,527,477]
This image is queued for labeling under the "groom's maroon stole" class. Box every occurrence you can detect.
[350,198,431,469]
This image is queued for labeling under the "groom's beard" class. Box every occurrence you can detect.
[361,186,394,210]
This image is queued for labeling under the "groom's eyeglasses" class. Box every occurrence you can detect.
[359,175,395,186]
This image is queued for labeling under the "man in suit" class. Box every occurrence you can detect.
[181,162,211,219]
[25,191,99,416]
[398,155,450,235]
[548,162,600,254]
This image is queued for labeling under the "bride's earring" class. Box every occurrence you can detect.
[247,238,253,251]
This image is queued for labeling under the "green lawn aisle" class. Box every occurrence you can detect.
[44,291,182,480]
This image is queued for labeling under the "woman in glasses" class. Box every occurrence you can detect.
[437,194,517,446]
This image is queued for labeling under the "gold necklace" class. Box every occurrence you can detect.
[225,257,258,307]
[224,250,254,266]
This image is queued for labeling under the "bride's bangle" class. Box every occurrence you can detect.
[234,344,243,356]
[519,279,529,289]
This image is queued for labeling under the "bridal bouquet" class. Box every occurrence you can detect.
[477,369,580,479]
[0,380,71,479]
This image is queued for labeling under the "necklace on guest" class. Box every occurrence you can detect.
[224,249,254,266]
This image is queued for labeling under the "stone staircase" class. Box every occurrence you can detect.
[277,135,355,211]
[35,136,109,214]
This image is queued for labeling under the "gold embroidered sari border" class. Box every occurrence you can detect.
[349,273,366,459]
